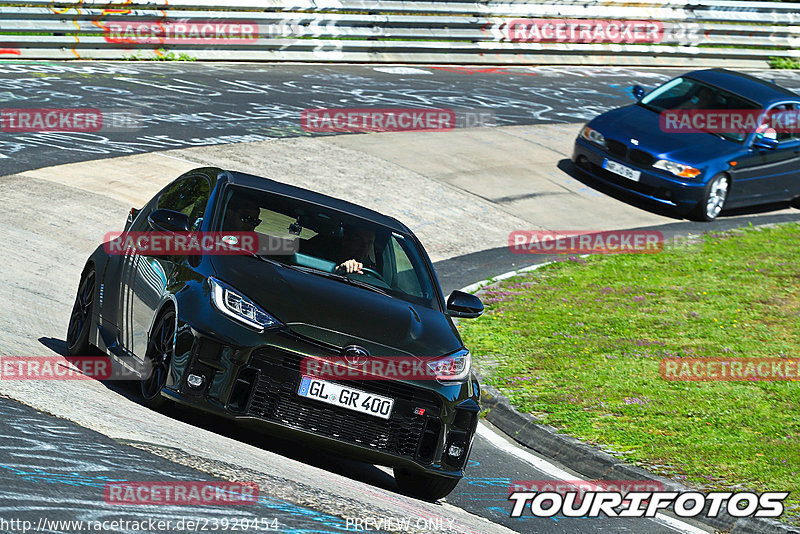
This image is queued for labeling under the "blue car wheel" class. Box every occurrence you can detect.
[693,174,729,222]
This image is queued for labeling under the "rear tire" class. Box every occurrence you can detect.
[690,174,729,222]
[394,468,460,501]
[66,268,95,356]
[791,197,800,209]
[140,309,175,410]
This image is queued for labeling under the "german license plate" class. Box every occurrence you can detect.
[298,376,394,420]
[603,158,641,182]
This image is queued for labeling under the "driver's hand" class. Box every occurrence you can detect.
[337,259,363,274]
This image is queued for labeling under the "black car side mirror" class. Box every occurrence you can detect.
[632,85,646,100]
[752,136,779,150]
[148,209,190,232]
[446,290,484,319]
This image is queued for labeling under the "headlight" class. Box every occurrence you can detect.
[580,125,606,148]
[209,277,280,331]
[427,349,471,381]
[652,159,701,178]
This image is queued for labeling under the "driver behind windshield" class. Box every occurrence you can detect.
[223,196,261,232]
[676,86,716,110]
[335,226,376,275]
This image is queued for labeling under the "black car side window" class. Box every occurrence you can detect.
[158,175,211,228]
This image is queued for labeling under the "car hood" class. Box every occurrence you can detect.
[210,255,461,358]
[591,104,740,166]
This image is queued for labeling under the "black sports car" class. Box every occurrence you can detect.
[66,167,484,500]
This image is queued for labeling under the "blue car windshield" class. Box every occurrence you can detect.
[639,77,761,143]
[215,185,440,310]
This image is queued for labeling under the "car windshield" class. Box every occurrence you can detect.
[216,185,440,309]
[639,77,762,143]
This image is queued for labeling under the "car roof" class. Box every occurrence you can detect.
[223,169,412,234]
[685,69,800,107]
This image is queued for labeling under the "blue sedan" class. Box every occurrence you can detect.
[572,68,800,221]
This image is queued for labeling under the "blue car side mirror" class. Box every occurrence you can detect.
[632,85,646,100]
[752,136,779,150]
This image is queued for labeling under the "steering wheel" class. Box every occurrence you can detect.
[337,264,387,284]
[357,267,386,282]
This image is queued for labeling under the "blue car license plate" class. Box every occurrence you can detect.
[603,158,641,182]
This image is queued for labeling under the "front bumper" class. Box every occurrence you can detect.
[165,326,480,479]
[572,137,707,212]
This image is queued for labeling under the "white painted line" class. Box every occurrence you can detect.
[373,66,433,75]
[477,422,588,482]
[650,512,713,534]
[459,254,591,294]
[459,260,552,293]
[476,424,711,533]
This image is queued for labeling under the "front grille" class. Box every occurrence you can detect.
[252,347,441,404]
[629,148,655,167]
[256,347,303,370]
[606,139,628,159]
[245,348,442,461]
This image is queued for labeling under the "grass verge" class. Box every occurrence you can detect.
[460,224,800,525]
[769,56,800,69]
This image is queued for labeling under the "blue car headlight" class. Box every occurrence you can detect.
[427,348,471,381]
[209,277,280,331]
[580,125,607,148]
[653,159,701,179]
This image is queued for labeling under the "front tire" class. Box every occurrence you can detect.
[66,268,95,356]
[691,174,729,222]
[140,309,175,410]
[394,468,460,501]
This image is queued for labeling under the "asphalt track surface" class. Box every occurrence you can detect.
[0,386,702,534]
[0,396,359,534]
[1,62,798,175]
[2,63,800,534]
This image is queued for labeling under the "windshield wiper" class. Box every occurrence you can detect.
[271,262,391,296]
[335,274,391,296]
[246,254,391,296]
[249,254,317,275]
[247,252,308,272]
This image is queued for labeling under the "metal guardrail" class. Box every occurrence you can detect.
[0,0,798,66]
